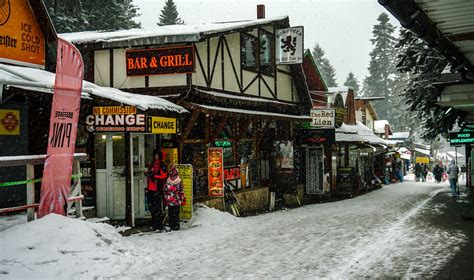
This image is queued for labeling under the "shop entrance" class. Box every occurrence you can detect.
[306,147,324,194]
[95,134,155,219]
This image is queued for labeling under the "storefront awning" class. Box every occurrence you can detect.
[0,64,188,113]
[184,102,311,121]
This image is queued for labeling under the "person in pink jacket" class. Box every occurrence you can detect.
[163,166,185,231]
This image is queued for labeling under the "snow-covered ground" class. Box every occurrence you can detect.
[0,180,467,279]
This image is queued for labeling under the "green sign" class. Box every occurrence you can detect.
[449,131,474,144]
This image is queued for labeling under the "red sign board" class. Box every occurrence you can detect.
[208,147,224,197]
[224,167,240,181]
[126,46,194,76]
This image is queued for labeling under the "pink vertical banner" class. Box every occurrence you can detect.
[37,38,83,218]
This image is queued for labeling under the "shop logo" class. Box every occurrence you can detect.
[0,0,10,26]
[1,111,19,132]
[55,110,74,120]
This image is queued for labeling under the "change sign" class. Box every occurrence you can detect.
[147,116,177,134]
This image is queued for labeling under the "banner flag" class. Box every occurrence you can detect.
[38,38,84,218]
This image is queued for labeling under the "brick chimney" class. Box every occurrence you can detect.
[257,4,265,19]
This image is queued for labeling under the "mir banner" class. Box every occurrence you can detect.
[38,38,83,218]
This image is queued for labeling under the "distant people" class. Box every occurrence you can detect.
[421,164,428,182]
[447,160,460,198]
[145,149,168,231]
[461,164,466,181]
[394,160,404,182]
[414,162,422,182]
[163,166,185,231]
[433,164,443,183]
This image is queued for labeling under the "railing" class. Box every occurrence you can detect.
[0,153,87,221]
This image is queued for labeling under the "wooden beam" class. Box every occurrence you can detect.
[448,32,474,42]
[182,110,200,141]
[209,117,228,143]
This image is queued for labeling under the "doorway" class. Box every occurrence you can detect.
[306,147,324,194]
[95,133,155,219]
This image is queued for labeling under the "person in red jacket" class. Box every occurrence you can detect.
[145,149,167,231]
[163,166,185,230]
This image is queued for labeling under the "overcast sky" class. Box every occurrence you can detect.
[133,0,400,89]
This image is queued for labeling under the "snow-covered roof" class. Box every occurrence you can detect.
[335,123,365,142]
[328,86,351,93]
[389,132,409,140]
[189,103,310,120]
[60,16,288,48]
[195,88,290,105]
[374,120,390,134]
[352,122,388,145]
[0,64,187,113]
[414,148,431,156]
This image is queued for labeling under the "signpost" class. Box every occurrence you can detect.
[448,131,474,145]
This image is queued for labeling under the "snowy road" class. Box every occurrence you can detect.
[127,180,466,279]
[1,180,468,279]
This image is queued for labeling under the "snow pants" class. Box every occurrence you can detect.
[168,205,180,230]
[147,191,164,230]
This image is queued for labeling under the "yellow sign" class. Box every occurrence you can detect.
[147,116,176,134]
[92,106,137,115]
[416,157,430,164]
[0,109,20,135]
[176,164,193,220]
[0,0,45,68]
[163,148,178,167]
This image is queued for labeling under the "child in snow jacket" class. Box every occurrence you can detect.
[163,166,185,230]
[145,150,167,231]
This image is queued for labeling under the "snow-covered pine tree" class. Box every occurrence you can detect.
[312,43,338,87]
[362,13,397,122]
[157,0,183,26]
[44,0,141,33]
[343,72,360,92]
[396,29,465,140]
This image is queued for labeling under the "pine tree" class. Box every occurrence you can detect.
[362,13,397,122]
[157,0,183,26]
[312,43,338,87]
[343,72,360,92]
[396,29,465,140]
[44,0,141,33]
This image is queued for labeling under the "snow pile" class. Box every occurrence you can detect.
[0,214,138,278]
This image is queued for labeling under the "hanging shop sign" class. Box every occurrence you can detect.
[0,109,20,135]
[126,45,194,76]
[85,106,146,132]
[448,131,474,145]
[415,157,430,164]
[176,164,193,220]
[0,0,45,68]
[208,147,224,197]
[299,129,335,145]
[275,26,303,65]
[310,109,335,128]
[147,116,177,134]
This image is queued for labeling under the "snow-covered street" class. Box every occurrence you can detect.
[0,180,468,279]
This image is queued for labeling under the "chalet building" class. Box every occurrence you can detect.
[61,7,313,218]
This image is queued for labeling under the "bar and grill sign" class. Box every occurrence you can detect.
[126,46,194,76]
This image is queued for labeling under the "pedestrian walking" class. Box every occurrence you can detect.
[163,166,186,231]
[447,160,460,198]
[145,149,168,231]
[433,164,443,183]
[421,164,428,182]
[414,162,422,182]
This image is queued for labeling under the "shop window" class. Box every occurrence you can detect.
[112,135,125,167]
[94,134,106,169]
[241,29,275,75]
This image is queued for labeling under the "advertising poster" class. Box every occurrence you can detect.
[176,164,193,220]
[163,148,178,167]
[208,147,224,197]
[415,157,430,164]
[0,0,45,68]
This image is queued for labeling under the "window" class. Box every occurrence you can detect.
[241,29,275,75]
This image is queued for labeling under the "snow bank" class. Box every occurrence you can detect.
[0,214,137,278]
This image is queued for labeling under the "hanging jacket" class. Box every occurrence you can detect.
[146,153,167,192]
[163,166,185,207]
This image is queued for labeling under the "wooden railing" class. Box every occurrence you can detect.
[0,153,87,221]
